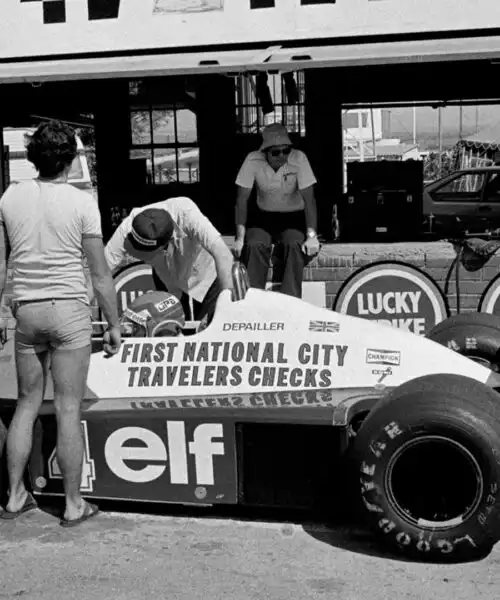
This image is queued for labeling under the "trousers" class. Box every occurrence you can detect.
[241,209,306,298]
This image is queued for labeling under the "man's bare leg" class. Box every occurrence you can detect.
[51,345,91,521]
[5,350,48,511]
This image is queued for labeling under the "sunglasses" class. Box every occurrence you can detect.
[269,147,291,158]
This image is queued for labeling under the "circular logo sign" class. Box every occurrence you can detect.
[479,273,500,315]
[114,262,155,316]
[333,261,449,336]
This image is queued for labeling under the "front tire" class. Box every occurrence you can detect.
[353,374,500,561]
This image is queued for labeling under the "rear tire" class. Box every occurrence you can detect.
[353,373,500,561]
[427,312,500,372]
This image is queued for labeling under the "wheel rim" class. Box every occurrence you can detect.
[468,355,500,372]
[385,435,484,529]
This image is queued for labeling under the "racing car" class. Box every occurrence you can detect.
[1,261,500,562]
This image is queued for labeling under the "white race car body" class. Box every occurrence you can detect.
[85,287,495,400]
[0,287,498,507]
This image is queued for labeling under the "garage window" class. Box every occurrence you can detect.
[234,72,306,136]
[129,104,199,185]
[436,173,485,195]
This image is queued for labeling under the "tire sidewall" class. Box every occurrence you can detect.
[428,325,500,368]
[355,394,500,559]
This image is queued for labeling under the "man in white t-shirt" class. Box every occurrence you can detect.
[232,123,320,298]
[0,120,120,527]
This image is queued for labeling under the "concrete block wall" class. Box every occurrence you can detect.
[273,242,500,316]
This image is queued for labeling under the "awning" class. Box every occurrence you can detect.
[2,35,500,84]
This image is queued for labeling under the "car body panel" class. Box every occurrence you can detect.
[423,167,500,232]
[1,287,497,507]
[0,287,493,404]
[85,288,492,399]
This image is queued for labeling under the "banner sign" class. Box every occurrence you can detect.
[31,416,238,504]
[479,273,500,316]
[2,0,500,62]
[333,262,448,336]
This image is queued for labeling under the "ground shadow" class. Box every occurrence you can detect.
[32,496,493,565]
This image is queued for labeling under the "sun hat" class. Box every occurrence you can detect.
[259,123,292,151]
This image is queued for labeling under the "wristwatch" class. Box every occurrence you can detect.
[307,230,317,239]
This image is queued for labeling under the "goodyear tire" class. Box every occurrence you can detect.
[427,312,500,372]
[352,374,500,561]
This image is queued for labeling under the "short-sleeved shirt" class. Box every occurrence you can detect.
[104,197,226,303]
[0,180,102,304]
[235,149,317,213]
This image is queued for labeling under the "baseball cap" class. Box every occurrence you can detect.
[259,123,292,151]
[127,208,175,252]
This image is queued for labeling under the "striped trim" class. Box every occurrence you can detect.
[130,228,157,247]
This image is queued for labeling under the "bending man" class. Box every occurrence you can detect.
[105,197,234,323]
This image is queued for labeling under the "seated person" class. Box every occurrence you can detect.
[121,291,185,337]
[232,123,321,299]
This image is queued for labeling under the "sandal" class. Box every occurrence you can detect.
[0,493,38,520]
[60,502,99,528]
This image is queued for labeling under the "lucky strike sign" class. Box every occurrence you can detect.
[334,262,449,336]
[114,262,155,316]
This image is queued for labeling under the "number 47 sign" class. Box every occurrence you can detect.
[46,421,96,493]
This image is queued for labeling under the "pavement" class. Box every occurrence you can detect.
[1,501,500,600]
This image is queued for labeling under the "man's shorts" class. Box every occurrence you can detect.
[13,299,92,355]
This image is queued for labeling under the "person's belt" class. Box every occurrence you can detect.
[14,297,76,306]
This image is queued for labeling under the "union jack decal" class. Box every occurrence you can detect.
[308,320,340,333]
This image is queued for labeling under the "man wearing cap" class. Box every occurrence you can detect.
[233,123,320,298]
[104,197,234,323]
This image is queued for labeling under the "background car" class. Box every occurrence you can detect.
[423,166,500,236]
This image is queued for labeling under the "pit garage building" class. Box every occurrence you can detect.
[2,0,500,327]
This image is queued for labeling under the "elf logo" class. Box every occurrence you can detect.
[104,422,225,485]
